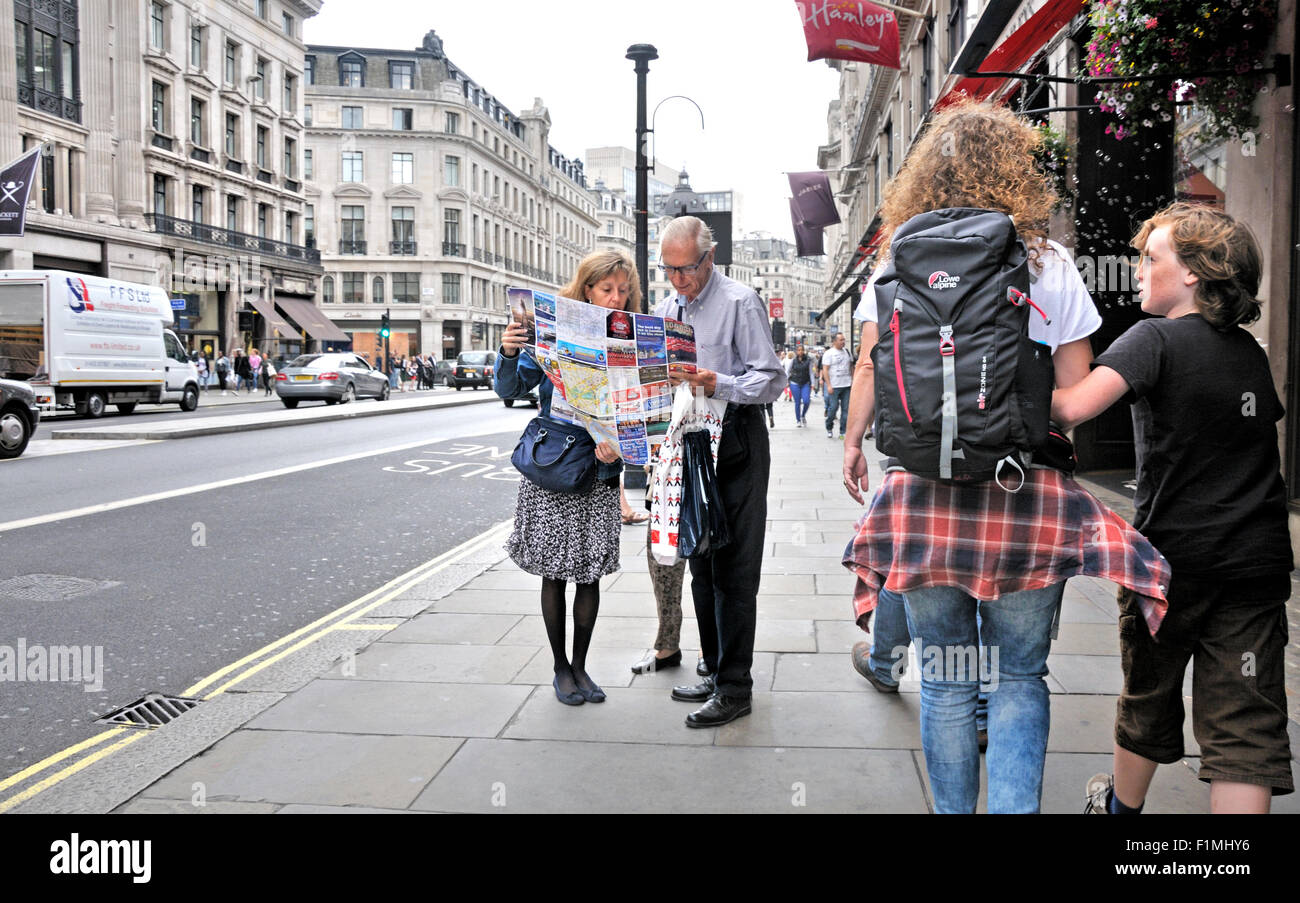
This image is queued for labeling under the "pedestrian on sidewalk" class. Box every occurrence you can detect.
[248,349,262,392]
[841,99,1170,814]
[821,332,852,438]
[631,463,688,675]
[233,348,252,393]
[788,346,813,426]
[193,351,208,392]
[261,354,275,396]
[215,350,231,395]
[495,249,641,706]
[1053,203,1294,814]
[655,216,787,727]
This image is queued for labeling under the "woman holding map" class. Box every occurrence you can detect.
[495,249,641,706]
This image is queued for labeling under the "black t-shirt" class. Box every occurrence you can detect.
[1094,314,1293,579]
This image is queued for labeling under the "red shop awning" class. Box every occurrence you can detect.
[934,0,1086,111]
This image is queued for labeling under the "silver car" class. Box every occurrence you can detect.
[273,352,391,408]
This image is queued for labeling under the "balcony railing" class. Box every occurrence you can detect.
[225,158,244,174]
[145,213,321,266]
[151,133,174,152]
[257,169,274,184]
[284,177,301,193]
[17,81,82,123]
[442,241,466,258]
[472,247,483,262]
[390,240,417,255]
[339,240,367,255]
[190,147,211,163]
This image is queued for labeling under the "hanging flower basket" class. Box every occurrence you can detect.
[1082,0,1277,142]
[1033,122,1073,209]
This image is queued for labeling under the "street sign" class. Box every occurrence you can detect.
[170,297,187,310]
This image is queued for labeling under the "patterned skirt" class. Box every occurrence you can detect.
[505,477,622,584]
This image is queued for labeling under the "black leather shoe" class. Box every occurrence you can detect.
[630,649,681,674]
[696,657,711,678]
[670,676,715,702]
[685,694,752,728]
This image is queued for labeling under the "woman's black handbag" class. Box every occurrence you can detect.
[511,416,598,494]
[678,429,730,559]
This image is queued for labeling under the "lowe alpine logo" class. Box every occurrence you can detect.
[928,271,961,290]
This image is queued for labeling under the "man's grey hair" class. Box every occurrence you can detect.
[661,216,714,257]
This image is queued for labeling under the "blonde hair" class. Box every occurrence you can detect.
[1133,202,1263,329]
[562,249,642,310]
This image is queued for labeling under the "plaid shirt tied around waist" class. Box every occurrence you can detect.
[842,468,1171,636]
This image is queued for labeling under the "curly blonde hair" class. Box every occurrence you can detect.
[877,99,1058,261]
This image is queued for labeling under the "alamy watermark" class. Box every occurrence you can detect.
[887,638,999,690]
[0,638,104,692]
[155,247,264,303]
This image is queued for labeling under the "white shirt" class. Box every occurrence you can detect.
[821,346,853,388]
[853,239,1102,353]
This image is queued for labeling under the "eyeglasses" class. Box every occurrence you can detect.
[659,248,710,278]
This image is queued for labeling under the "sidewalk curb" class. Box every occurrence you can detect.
[48,393,507,441]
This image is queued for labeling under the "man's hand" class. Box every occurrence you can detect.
[843,446,870,504]
[669,366,718,397]
[595,440,620,464]
[501,321,529,357]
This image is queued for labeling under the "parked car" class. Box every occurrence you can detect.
[447,350,497,390]
[274,352,391,408]
[0,377,41,459]
[431,358,456,386]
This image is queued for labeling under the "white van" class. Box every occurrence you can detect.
[0,270,200,417]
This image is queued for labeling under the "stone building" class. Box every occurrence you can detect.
[304,30,599,360]
[1,0,325,360]
[735,236,827,348]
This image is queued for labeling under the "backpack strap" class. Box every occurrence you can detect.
[939,324,959,480]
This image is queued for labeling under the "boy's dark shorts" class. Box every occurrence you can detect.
[1115,573,1294,795]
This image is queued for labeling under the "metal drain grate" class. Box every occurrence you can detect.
[0,574,121,603]
[97,693,200,729]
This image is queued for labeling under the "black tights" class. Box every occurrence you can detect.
[541,577,601,695]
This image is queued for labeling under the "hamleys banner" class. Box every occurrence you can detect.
[795,0,901,69]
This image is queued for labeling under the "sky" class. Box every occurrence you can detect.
[304,0,843,243]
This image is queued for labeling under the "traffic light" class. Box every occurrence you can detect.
[379,311,391,339]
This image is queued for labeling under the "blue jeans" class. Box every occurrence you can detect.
[790,381,811,422]
[824,386,850,434]
[901,582,1064,814]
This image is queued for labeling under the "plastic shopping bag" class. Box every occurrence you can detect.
[678,429,731,559]
[649,385,726,565]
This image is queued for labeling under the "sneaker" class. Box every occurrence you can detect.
[1084,773,1113,814]
[827,431,834,439]
[850,641,899,693]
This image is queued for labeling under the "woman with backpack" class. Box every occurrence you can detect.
[839,99,1170,814]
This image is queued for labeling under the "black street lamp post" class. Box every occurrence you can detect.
[626,43,658,315]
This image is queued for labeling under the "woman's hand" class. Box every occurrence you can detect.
[595,441,621,464]
[501,321,529,357]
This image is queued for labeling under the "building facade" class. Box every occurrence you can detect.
[2,0,325,360]
[304,30,599,361]
[735,236,827,348]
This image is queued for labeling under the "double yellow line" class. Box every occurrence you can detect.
[0,520,512,814]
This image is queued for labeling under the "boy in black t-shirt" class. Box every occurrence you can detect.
[1053,203,1294,813]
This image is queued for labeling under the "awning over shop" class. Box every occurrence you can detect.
[935,0,1086,110]
[275,297,352,343]
[248,297,301,341]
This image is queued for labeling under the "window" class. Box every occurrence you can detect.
[190,23,203,68]
[391,152,413,184]
[442,274,461,304]
[304,55,315,85]
[257,203,268,237]
[256,0,268,20]
[392,107,412,130]
[391,206,414,244]
[256,126,268,169]
[883,119,894,177]
[920,17,935,111]
[150,2,166,50]
[282,12,295,38]
[224,41,238,84]
[322,275,334,303]
[224,112,239,157]
[192,185,206,223]
[284,137,296,177]
[284,211,296,244]
[339,57,364,88]
[153,174,168,217]
[341,206,365,248]
[948,0,966,66]
[226,194,239,231]
[444,155,460,187]
[372,277,385,305]
[342,105,363,129]
[283,74,296,115]
[151,81,168,132]
[254,58,267,100]
[389,61,414,90]
[15,24,27,93]
[445,112,459,134]
[190,97,206,146]
[303,148,312,179]
[393,273,420,304]
[342,272,364,303]
[304,204,315,246]
[444,208,460,246]
[15,2,81,121]
[303,104,312,126]
[342,151,363,182]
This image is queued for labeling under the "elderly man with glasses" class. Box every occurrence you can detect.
[654,216,787,727]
